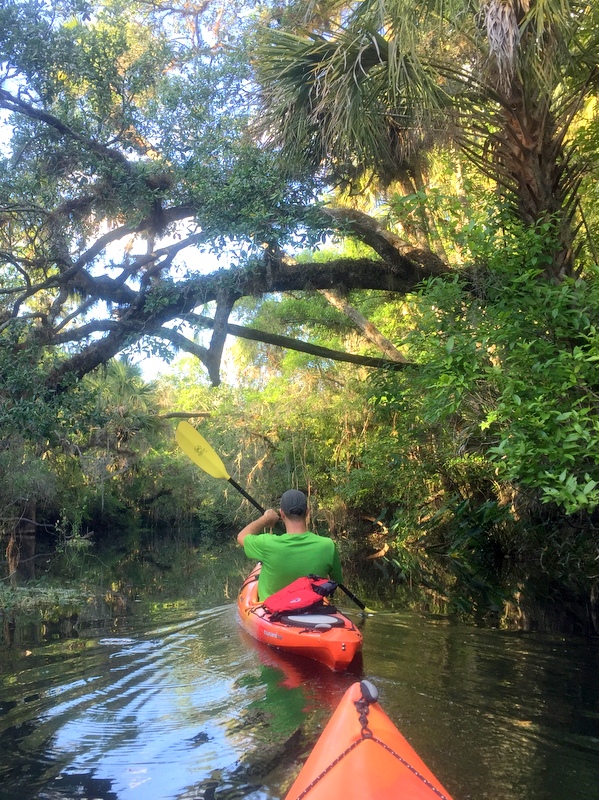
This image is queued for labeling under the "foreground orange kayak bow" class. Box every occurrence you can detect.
[285,680,455,800]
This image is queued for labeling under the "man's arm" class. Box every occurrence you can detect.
[236,509,280,546]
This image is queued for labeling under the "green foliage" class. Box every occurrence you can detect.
[184,144,320,251]
[0,338,90,442]
[348,213,599,617]
[83,357,163,442]
[254,0,599,278]
[0,581,88,617]
[386,161,498,264]
[422,497,511,614]
[54,504,93,578]
[403,216,599,514]
[0,448,59,543]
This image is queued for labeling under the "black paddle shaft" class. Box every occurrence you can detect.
[338,583,366,611]
[228,477,265,513]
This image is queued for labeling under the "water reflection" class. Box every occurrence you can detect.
[0,604,597,800]
[360,613,599,800]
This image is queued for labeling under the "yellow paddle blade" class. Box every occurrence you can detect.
[176,421,230,480]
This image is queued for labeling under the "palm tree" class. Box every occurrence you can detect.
[85,357,162,450]
[254,0,599,279]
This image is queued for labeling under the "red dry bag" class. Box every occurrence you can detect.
[262,575,337,620]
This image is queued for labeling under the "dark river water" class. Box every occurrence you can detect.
[0,599,598,800]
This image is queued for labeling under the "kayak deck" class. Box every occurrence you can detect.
[237,565,363,671]
[284,680,455,800]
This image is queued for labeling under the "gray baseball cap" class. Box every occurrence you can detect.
[280,489,307,517]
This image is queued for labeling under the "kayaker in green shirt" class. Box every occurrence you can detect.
[237,489,343,601]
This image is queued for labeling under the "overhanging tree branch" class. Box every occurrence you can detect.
[159,315,409,377]
[0,88,133,171]
[43,247,444,388]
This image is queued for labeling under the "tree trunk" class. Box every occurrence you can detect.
[494,84,576,280]
[11,499,37,582]
[318,288,409,362]
[6,532,19,588]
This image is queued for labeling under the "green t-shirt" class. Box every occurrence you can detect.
[243,531,343,601]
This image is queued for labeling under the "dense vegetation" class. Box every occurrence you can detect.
[1,0,598,634]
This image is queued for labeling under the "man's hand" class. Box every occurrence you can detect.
[261,508,280,529]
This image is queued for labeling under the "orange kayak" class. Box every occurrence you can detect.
[237,565,363,671]
[284,681,455,800]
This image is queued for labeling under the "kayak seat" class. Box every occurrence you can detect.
[276,612,345,628]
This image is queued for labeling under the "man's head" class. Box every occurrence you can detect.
[280,489,307,518]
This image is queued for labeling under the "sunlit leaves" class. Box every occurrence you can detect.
[399,215,599,514]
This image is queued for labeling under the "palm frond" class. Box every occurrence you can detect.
[255,25,450,184]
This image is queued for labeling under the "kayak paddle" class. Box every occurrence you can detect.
[338,583,369,612]
[175,420,373,614]
[176,420,265,513]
